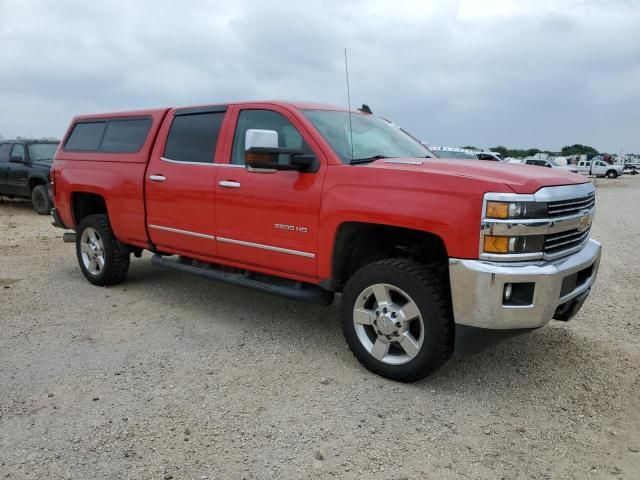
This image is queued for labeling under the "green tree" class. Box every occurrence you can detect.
[560,144,599,156]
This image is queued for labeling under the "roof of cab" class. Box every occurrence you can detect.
[70,101,351,122]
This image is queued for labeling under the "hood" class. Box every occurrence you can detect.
[366,158,589,194]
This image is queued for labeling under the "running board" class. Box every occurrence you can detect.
[150,255,334,306]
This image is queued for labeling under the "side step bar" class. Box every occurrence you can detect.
[150,255,334,306]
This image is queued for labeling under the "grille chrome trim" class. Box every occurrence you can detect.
[480,183,596,262]
[548,196,595,217]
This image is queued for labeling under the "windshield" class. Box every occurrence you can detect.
[302,110,431,164]
[28,143,58,162]
[436,150,476,160]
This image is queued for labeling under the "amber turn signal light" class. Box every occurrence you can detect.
[486,201,509,219]
[483,235,510,254]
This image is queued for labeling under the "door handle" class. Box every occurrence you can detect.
[218,180,241,188]
[149,175,166,182]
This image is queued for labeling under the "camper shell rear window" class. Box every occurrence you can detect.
[64,117,152,153]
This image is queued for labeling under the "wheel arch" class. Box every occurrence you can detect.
[28,175,47,192]
[326,221,449,292]
[71,192,109,227]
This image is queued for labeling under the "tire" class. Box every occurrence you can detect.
[606,170,618,179]
[341,258,454,382]
[31,184,51,215]
[75,214,130,286]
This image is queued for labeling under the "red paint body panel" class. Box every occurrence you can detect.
[51,101,591,287]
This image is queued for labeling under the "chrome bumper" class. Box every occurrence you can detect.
[449,239,601,329]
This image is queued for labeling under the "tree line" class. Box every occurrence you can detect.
[460,144,600,158]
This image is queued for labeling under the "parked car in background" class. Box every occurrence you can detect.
[524,157,580,173]
[430,146,477,160]
[576,159,624,178]
[474,151,504,162]
[0,139,58,214]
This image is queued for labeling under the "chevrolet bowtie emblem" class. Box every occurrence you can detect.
[578,211,592,232]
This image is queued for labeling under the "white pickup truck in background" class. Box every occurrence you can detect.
[523,157,580,173]
[576,159,625,178]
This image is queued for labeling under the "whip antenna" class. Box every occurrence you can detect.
[344,48,354,162]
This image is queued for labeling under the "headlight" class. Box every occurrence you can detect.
[483,235,545,254]
[485,201,547,219]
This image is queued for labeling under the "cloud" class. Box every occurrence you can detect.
[0,0,638,152]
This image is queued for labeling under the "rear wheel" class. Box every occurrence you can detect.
[31,185,51,215]
[341,259,454,382]
[606,170,618,179]
[76,214,130,286]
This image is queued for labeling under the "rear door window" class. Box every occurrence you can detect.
[163,112,225,164]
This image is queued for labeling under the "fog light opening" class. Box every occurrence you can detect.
[502,282,536,306]
[504,283,513,301]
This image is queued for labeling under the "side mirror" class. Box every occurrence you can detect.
[244,128,315,172]
[9,156,23,163]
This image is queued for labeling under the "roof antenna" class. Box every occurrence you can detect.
[344,48,354,162]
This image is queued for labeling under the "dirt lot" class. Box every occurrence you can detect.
[1,177,639,480]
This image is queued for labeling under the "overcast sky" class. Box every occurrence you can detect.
[1,0,639,152]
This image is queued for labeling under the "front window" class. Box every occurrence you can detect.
[28,143,59,162]
[231,110,312,165]
[303,110,431,164]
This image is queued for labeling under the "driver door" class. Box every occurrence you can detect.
[214,105,327,279]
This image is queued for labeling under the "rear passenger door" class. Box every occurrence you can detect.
[145,106,227,258]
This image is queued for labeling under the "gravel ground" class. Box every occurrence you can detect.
[1,177,639,480]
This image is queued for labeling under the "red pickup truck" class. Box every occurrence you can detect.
[51,101,601,381]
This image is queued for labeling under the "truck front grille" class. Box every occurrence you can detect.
[547,195,595,218]
[544,228,591,255]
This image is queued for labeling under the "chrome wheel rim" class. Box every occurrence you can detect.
[80,227,105,276]
[353,283,425,365]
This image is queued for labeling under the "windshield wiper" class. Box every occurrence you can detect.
[350,155,392,165]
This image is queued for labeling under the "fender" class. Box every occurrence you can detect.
[316,164,514,281]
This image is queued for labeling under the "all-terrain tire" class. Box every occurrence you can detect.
[31,184,51,215]
[76,214,130,286]
[341,258,454,382]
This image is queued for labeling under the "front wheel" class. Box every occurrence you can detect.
[31,185,51,215]
[76,214,130,286]
[606,170,618,179]
[341,259,454,382]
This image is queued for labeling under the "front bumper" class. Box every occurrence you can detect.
[449,239,601,329]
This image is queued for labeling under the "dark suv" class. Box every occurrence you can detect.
[0,139,58,214]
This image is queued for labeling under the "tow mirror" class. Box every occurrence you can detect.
[244,129,315,172]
